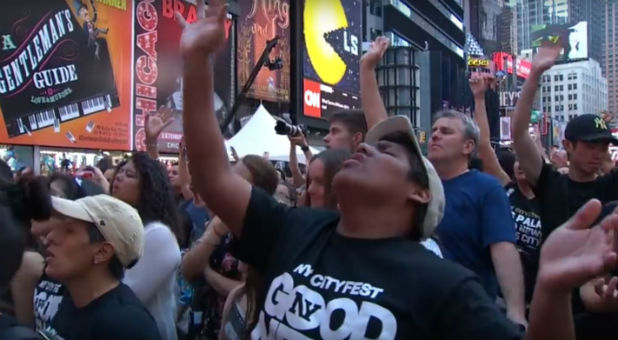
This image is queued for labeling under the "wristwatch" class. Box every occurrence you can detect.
[301,145,310,152]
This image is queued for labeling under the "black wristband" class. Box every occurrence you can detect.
[301,146,309,152]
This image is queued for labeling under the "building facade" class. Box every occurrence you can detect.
[605,0,618,117]
[540,59,608,122]
[364,0,466,137]
[568,0,605,68]
[515,0,569,54]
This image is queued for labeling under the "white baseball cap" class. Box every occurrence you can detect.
[51,194,144,268]
[365,116,445,238]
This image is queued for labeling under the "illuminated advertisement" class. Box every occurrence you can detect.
[531,21,588,61]
[133,0,234,153]
[0,0,132,150]
[493,52,531,79]
[467,57,490,67]
[302,0,362,119]
[237,0,290,102]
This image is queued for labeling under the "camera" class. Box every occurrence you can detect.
[275,121,306,137]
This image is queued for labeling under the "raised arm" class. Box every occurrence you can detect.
[511,43,562,186]
[360,36,390,129]
[180,217,226,280]
[177,137,194,201]
[288,133,309,188]
[145,107,175,160]
[470,73,511,186]
[177,0,251,236]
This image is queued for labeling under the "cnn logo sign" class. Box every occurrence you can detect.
[303,79,321,118]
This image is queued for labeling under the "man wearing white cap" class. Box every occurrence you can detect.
[41,194,161,340]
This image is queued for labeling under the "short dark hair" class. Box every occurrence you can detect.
[329,110,368,137]
[497,148,516,180]
[380,132,429,241]
[86,223,125,280]
[241,155,279,195]
[48,173,107,200]
[96,157,113,173]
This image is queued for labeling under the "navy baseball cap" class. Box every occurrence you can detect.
[564,114,618,144]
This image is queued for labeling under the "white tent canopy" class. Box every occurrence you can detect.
[224,105,319,164]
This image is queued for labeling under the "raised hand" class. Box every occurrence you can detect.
[537,199,618,294]
[360,36,390,69]
[531,40,563,75]
[175,0,227,58]
[145,107,175,140]
[288,132,308,148]
[469,72,491,99]
[179,136,186,152]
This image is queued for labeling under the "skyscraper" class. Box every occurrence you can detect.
[605,0,618,116]
[568,0,605,74]
[515,0,569,54]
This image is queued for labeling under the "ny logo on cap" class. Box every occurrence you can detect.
[595,117,608,130]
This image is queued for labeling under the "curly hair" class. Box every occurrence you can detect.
[111,152,182,242]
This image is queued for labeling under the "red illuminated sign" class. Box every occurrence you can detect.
[493,52,531,79]
[303,79,321,118]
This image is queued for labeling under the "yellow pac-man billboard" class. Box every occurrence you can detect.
[302,0,362,118]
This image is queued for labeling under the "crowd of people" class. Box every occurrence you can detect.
[0,1,617,339]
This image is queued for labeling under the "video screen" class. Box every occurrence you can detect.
[531,21,588,62]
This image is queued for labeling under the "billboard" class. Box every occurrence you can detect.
[302,0,362,119]
[133,0,234,154]
[531,21,588,62]
[237,0,290,102]
[0,0,132,150]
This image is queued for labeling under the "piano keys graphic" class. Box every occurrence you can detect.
[12,94,118,136]
[0,0,120,138]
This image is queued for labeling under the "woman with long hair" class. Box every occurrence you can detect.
[110,152,182,340]
[305,149,351,209]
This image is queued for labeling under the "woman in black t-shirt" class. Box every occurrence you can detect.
[503,157,542,303]
[471,74,542,304]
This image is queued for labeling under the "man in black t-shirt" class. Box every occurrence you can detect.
[41,195,160,340]
[180,3,618,338]
[511,44,618,239]
[511,41,618,338]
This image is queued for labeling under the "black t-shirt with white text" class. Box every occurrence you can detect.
[34,273,64,334]
[505,183,542,303]
[233,188,522,340]
[43,283,161,340]
[535,163,618,238]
